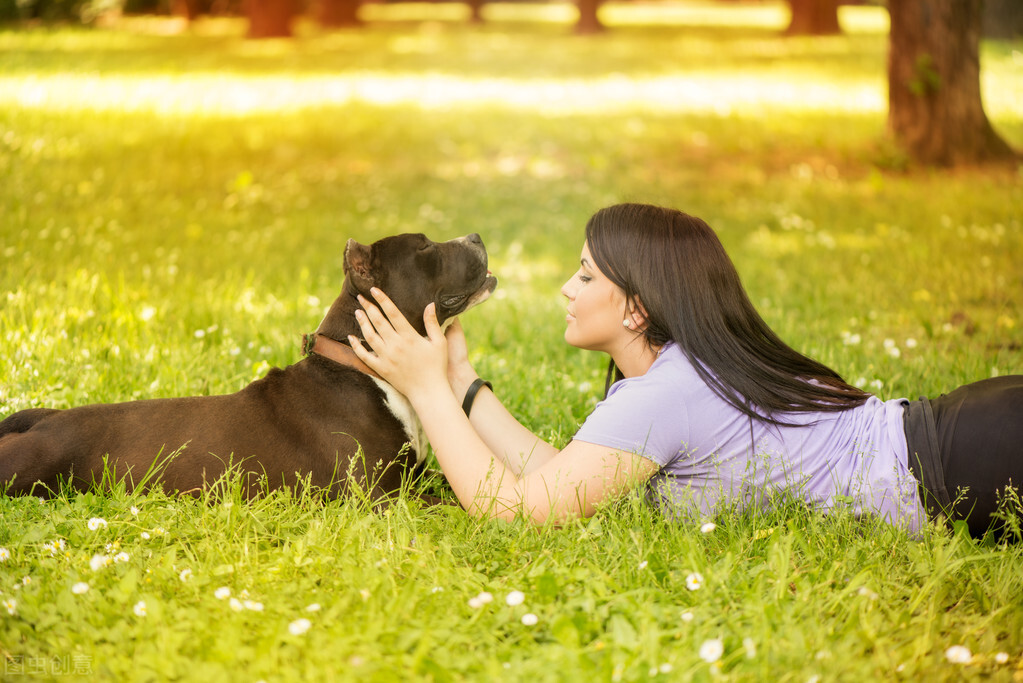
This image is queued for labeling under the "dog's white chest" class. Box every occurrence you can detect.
[370,378,426,464]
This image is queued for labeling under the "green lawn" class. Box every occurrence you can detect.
[1,3,1022,680]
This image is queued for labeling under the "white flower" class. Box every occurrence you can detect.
[179,569,192,582]
[288,618,312,636]
[944,645,971,664]
[505,591,525,606]
[431,586,444,594]
[0,548,9,562]
[743,637,756,658]
[638,560,649,570]
[133,600,147,617]
[521,613,538,626]
[699,638,724,663]
[130,506,140,516]
[4,598,17,615]
[72,582,90,595]
[90,554,111,572]
[229,597,244,612]
[995,652,1010,664]
[214,587,231,600]
[243,600,264,612]
[140,532,151,540]
[680,610,694,623]
[87,517,107,531]
[306,603,321,612]
[44,539,66,556]
[685,572,704,591]
[469,591,493,608]
[113,552,130,564]
[857,586,878,600]
[905,338,918,349]
[700,522,717,534]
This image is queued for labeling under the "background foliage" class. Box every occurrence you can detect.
[1,4,1021,680]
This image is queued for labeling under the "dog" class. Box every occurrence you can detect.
[0,232,497,500]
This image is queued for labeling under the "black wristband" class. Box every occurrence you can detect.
[461,378,493,417]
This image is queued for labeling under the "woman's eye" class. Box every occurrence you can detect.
[579,274,592,283]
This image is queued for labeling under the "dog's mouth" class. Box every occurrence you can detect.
[439,270,497,320]
[467,270,498,309]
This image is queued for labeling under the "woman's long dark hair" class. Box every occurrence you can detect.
[586,203,869,425]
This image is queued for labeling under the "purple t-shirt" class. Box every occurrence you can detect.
[573,344,925,532]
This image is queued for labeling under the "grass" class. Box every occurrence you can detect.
[1,1,1022,679]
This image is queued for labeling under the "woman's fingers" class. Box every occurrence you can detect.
[422,302,443,341]
[355,294,392,339]
[368,287,419,336]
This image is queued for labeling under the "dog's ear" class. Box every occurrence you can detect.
[343,239,375,290]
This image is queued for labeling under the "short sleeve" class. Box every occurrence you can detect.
[572,372,689,469]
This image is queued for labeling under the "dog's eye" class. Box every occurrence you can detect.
[441,294,467,309]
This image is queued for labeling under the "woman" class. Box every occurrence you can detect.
[350,203,1023,538]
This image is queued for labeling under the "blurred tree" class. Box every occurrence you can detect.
[576,0,604,34]
[888,0,1017,165]
[172,0,200,21]
[317,0,360,27]
[983,0,1023,38]
[246,0,295,37]
[785,0,841,36]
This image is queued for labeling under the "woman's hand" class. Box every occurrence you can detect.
[349,288,449,401]
[443,318,480,397]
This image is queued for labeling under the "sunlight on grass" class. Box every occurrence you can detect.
[0,71,890,117]
[4,69,1019,121]
[0,3,1018,121]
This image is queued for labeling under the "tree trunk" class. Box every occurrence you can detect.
[785,0,841,36]
[983,0,1023,39]
[888,0,1017,165]
[317,0,362,27]
[172,0,201,22]
[575,0,604,35]
[466,0,484,25]
[246,0,295,38]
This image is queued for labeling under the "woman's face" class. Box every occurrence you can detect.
[560,241,630,353]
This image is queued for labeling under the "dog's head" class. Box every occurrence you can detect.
[342,232,498,335]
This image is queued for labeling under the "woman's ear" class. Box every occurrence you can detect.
[625,297,649,331]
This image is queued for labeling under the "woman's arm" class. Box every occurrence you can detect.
[350,289,658,523]
[443,320,558,477]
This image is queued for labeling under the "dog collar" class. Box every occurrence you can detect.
[302,333,383,381]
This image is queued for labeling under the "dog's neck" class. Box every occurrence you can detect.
[306,281,382,379]
[302,332,381,380]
